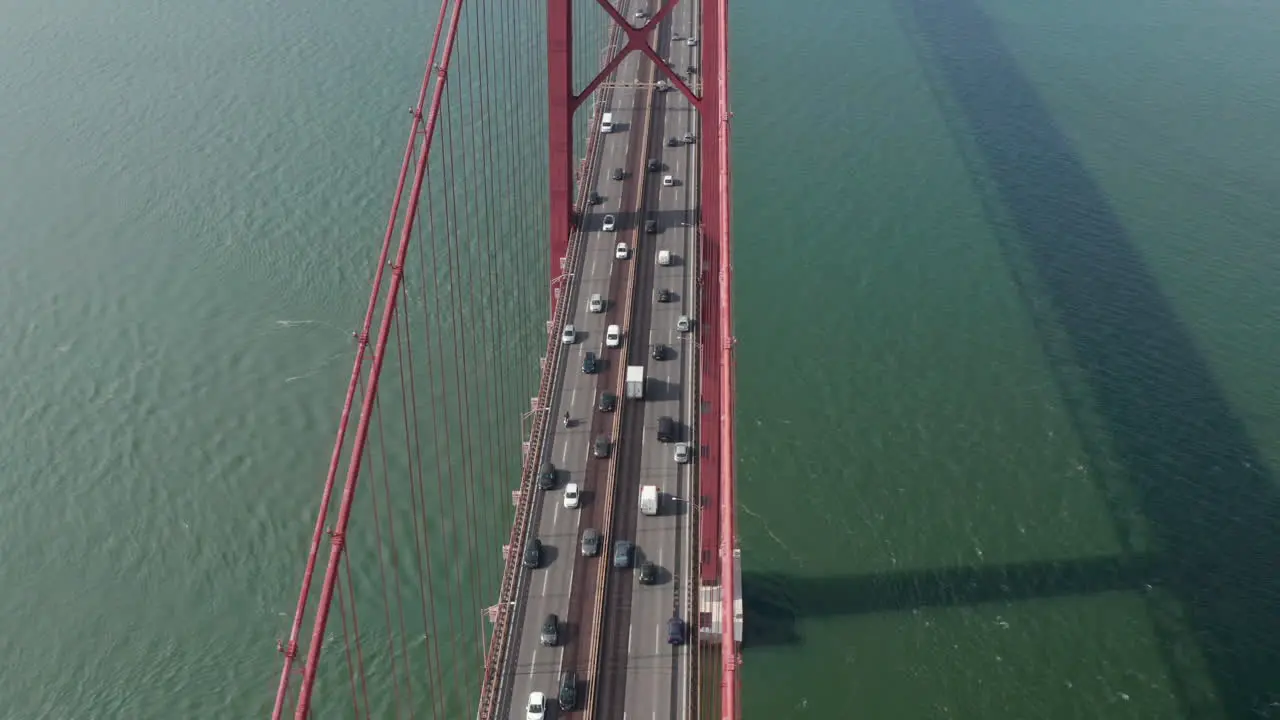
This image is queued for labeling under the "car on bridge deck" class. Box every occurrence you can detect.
[663,174,675,187]
[645,219,658,234]
[602,214,616,232]
[580,528,601,557]
[684,131,695,143]
[605,324,621,348]
[593,435,611,459]
[588,293,604,313]
[561,324,576,344]
[651,343,666,361]
[559,670,578,711]
[581,528,601,557]
[647,158,661,172]
[666,135,680,147]
[686,36,698,46]
[667,616,686,645]
[537,462,556,490]
[597,391,616,413]
[674,442,691,464]
[563,483,581,509]
[582,351,598,375]
[613,540,634,568]
[523,538,543,569]
[656,287,671,303]
[614,242,629,259]
[676,315,692,333]
[540,614,559,646]
[526,691,547,720]
[611,167,624,181]
[638,561,657,585]
[588,190,602,205]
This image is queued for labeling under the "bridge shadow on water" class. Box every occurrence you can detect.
[743,553,1156,647]
[741,0,1280,716]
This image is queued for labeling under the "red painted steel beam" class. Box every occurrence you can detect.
[547,0,573,313]
[269,1,454,717]
[286,1,468,717]
[577,0,701,110]
[703,0,740,716]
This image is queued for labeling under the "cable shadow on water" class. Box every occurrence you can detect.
[880,0,1280,716]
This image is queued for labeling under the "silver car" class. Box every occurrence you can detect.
[588,293,604,313]
[674,442,691,464]
[676,315,691,333]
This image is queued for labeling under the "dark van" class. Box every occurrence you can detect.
[656,416,674,443]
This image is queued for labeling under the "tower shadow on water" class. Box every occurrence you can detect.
[869,0,1280,717]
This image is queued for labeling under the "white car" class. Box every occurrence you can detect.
[605,324,621,348]
[588,293,604,313]
[662,174,675,187]
[615,243,629,259]
[674,442,691,464]
[657,250,673,266]
[563,483,581,509]
[561,324,576,344]
[602,214,616,232]
[686,36,697,46]
[676,315,691,333]
[526,691,547,720]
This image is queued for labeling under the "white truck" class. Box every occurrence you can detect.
[639,485,660,516]
[625,365,645,399]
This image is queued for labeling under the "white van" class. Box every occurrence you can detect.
[600,112,614,134]
[657,250,672,266]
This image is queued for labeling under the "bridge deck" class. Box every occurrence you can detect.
[500,3,702,719]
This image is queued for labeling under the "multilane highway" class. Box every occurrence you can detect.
[501,2,701,718]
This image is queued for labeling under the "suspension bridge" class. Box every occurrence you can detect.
[269,0,739,718]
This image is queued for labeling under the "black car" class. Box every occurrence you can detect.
[647,158,660,172]
[523,538,543,569]
[580,528,601,557]
[666,616,686,645]
[582,351,597,374]
[588,190,602,205]
[666,136,680,147]
[559,670,578,710]
[613,540,634,568]
[645,219,657,234]
[611,167,624,181]
[597,391,617,412]
[638,561,657,584]
[540,614,559,646]
[656,287,671,303]
[537,462,556,490]
[593,435,611,459]
[651,343,666,361]
[683,131,695,143]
